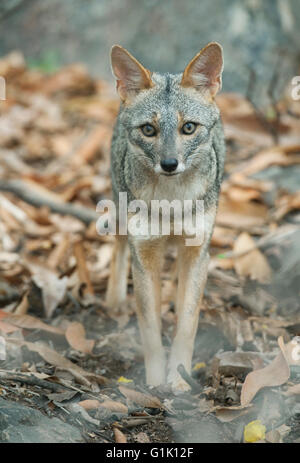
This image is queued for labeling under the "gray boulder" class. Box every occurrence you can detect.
[0,398,82,443]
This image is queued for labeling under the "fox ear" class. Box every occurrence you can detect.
[181,42,223,98]
[110,45,153,101]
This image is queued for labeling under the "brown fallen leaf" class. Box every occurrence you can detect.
[226,185,262,203]
[233,232,272,283]
[78,399,128,414]
[228,173,273,193]
[65,322,95,354]
[113,427,127,443]
[14,291,29,315]
[27,262,68,318]
[78,399,100,410]
[7,338,107,386]
[241,336,300,406]
[237,147,300,177]
[274,191,300,221]
[0,320,20,334]
[211,226,237,248]
[48,234,70,270]
[119,385,163,409]
[99,400,128,414]
[72,126,111,167]
[0,310,64,335]
[214,404,253,422]
[216,195,268,230]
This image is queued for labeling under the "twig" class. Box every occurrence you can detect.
[215,225,297,260]
[0,370,67,392]
[0,179,98,224]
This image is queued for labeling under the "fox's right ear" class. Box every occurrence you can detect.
[110,45,153,102]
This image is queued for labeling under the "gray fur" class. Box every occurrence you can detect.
[110,71,226,213]
[108,48,226,389]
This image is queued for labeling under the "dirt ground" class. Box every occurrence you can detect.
[0,51,300,443]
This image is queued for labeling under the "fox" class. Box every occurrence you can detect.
[106,42,226,391]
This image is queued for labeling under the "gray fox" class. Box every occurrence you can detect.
[106,43,226,390]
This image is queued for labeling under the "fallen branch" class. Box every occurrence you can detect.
[216,225,298,260]
[0,370,66,392]
[0,179,98,224]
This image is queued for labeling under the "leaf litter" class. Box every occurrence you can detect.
[0,51,299,443]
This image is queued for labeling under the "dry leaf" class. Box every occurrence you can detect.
[0,310,64,335]
[14,291,29,315]
[0,320,20,334]
[215,404,252,422]
[78,399,100,410]
[274,191,300,221]
[28,263,68,318]
[113,427,127,443]
[233,232,271,283]
[241,336,300,406]
[238,148,300,177]
[217,195,268,229]
[7,338,107,386]
[99,400,128,414]
[119,385,162,409]
[65,322,95,354]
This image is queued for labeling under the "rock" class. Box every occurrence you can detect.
[253,166,300,199]
[0,398,83,443]
[169,414,231,443]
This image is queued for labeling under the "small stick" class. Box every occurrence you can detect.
[0,179,98,224]
[0,371,66,392]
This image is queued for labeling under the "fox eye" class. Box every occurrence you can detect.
[182,122,197,135]
[141,124,157,137]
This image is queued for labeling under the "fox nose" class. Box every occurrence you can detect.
[160,158,178,172]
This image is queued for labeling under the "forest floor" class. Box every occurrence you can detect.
[0,52,300,443]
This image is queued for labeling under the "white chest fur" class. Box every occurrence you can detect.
[135,171,207,205]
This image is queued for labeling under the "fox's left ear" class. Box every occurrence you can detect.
[181,42,223,98]
[110,45,153,102]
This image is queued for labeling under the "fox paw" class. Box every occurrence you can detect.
[168,374,191,392]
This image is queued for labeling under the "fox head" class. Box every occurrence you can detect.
[110,43,223,178]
